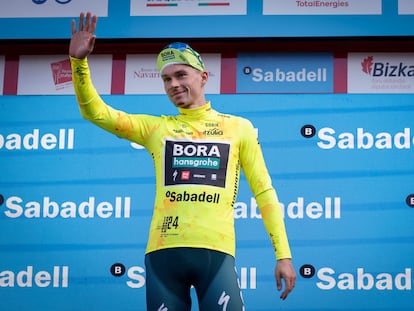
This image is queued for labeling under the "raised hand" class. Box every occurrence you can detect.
[69,12,97,59]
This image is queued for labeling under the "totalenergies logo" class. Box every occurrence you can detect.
[361,56,414,77]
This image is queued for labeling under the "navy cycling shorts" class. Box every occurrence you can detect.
[145,247,245,311]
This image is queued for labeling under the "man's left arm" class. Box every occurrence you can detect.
[239,118,296,299]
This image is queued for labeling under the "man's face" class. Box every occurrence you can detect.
[161,64,208,109]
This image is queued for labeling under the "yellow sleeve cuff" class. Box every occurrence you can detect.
[70,56,99,104]
[256,189,292,260]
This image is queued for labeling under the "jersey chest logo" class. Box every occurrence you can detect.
[164,140,230,188]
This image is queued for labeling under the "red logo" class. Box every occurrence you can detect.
[181,171,190,180]
[361,56,374,76]
[50,59,72,89]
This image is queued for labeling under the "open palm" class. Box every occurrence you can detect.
[69,12,97,59]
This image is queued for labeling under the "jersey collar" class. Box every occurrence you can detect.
[178,101,212,119]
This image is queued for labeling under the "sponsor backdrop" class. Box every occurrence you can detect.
[0,0,414,39]
[1,50,414,310]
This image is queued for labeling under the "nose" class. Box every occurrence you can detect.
[169,77,180,88]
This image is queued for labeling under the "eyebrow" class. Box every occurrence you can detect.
[161,69,190,79]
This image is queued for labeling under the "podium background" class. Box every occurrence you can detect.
[1,93,413,310]
[1,0,414,310]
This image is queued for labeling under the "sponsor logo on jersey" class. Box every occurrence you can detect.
[164,140,230,188]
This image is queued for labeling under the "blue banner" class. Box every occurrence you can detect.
[237,53,334,93]
[1,93,413,310]
[0,0,413,39]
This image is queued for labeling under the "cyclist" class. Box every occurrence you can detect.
[70,12,296,311]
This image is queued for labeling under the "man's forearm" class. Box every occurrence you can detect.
[256,189,292,260]
[70,56,99,105]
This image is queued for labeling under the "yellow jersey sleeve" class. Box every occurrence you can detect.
[239,118,292,260]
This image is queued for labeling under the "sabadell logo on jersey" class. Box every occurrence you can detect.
[301,125,414,150]
[0,128,74,151]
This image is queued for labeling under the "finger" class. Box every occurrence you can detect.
[90,15,98,34]
[275,271,282,290]
[280,278,295,300]
[78,12,84,31]
[280,288,290,300]
[276,276,282,291]
[71,19,76,35]
[85,12,91,32]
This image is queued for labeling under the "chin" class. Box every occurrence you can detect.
[175,101,190,108]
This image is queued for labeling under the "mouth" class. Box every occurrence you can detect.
[172,90,186,97]
[170,90,187,103]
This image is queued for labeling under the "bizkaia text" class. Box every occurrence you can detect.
[2,195,131,219]
[0,128,74,151]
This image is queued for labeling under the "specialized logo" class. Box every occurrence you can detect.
[361,56,414,77]
[164,140,230,187]
[157,303,168,311]
[218,291,230,310]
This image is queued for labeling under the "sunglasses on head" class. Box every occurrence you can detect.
[164,42,205,70]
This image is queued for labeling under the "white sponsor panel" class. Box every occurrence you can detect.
[348,53,414,94]
[263,0,382,15]
[399,0,414,14]
[0,0,108,18]
[130,0,247,16]
[0,55,4,95]
[124,54,221,94]
[17,55,112,95]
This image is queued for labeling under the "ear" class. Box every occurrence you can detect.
[200,71,209,86]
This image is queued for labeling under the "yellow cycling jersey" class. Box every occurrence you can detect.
[70,57,292,260]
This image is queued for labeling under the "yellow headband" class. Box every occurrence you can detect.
[157,42,206,73]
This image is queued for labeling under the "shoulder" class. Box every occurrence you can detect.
[214,110,253,127]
